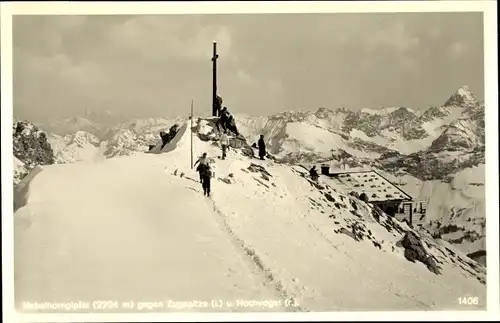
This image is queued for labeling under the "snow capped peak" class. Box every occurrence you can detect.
[71,131,101,145]
[457,85,473,97]
[83,109,123,125]
[67,116,94,126]
[444,85,477,107]
[315,107,333,115]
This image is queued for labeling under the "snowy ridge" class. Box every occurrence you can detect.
[14,117,485,312]
[15,86,485,269]
[236,85,479,160]
[278,122,381,160]
[431,118,484,152]
[361,106,416,115]
[430,101,485,152]
[37,116,106,138]
[49,131,102,164]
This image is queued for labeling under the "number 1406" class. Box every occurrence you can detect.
[458,296,479,305]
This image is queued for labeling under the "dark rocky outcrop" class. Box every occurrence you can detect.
[377,147,485,182]
[230,137,254,158]
[195,117,254,158]
[14,120,55,168]
[467,250,486,266]
[247,163,273,178]
[359,193,369,203]
[400,231,441,275]
[13,120,55,184]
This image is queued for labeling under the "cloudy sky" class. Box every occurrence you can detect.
[13,12,484,122]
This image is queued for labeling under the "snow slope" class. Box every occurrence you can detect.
[15,119,486,313]
[275,122,380,160]
[15,157,280,311]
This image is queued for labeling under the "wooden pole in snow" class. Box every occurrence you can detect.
[212,42,218,117]
[190,100,194,169]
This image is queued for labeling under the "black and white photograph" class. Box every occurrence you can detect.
[2,1,498,322]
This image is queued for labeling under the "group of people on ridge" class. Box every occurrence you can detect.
[215,95,240,136]
[188,94,271,196]
[193,132,268,197]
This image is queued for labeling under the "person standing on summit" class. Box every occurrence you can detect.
[226,114,240,136]
[217,107,229,132]
[258,134,266,160]
[215,95,223,117]
[219,131,230,160]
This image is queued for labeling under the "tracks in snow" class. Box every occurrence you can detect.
[206,197,308,312]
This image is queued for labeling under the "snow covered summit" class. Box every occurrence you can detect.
[14,117,486,313]
[444,85,478,108]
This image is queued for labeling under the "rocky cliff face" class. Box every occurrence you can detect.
[13,120,55,184]
[194,117,254,158]
[430,102,485,152]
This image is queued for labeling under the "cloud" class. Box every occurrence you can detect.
[449,41,468,58]
[236,69,253,84]
[428,27,442,40]
[105,16,233,62]
[12,13,485,121]
[364,20,421,53]
[13,15,87,54]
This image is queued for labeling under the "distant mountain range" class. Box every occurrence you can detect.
[14,85,486,263]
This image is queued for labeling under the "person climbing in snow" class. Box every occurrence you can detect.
[226,114,240,136]
[258,134,266,160]
[200,160,213,197]
[309,165,319,181]
[216,107,228,132]
[194,152,209,183]
[222,106,230,121]
[216,95,223,117]
[219,130,230,160]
